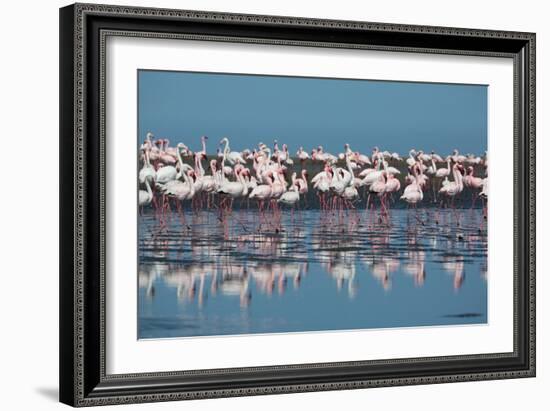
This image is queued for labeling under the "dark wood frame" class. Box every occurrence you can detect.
[60,3,536,407]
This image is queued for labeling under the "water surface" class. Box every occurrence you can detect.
[138,208,487,339]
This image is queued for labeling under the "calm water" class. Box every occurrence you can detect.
[138,207,487,339]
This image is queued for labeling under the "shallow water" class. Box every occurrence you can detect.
[138,207,487,339]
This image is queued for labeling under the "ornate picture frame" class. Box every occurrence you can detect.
[59,3,535,407]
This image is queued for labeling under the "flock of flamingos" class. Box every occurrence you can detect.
[138,132,488,226]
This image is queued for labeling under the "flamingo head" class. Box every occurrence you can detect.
[219,137,229,145]
[146,132,154,139]
[455,164,465,175]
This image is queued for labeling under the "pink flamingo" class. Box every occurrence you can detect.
[385,172,401,204]
[163,139,179,159]
[439,163,465,225]
[463,166,484,208]
[400,165,424,219]
[296,146,310,167]
[159,139,177,166]
[311,164,333,210]
[368,172,389,220]
[439,163,465,205]
[217,165,247,211]
[278,173,300,210]
[249,172,273,217]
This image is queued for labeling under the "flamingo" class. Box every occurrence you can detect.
[155,163,177,186]
[162,167,195,202]
[400,170,424,206]
[439,163,465,214]
[355,152,371,166]
[406,149,417,167]
[451,149,467,164]
[296,146,310,166]
[278,174,300,208]
[480,177,488,199]
[385,173,401,202]
[282,144,294,165]
[201,159,219,194]
[138,177,153,208]
[368,171,388,215]
[163,139,179,159]
[144,132,160,163]
[295,169,309,195]
[217,165,248,208]
[249,173,273,211]
[463,166,484,207]
[391,152,402,161]
[220,137,246,165]
[312,164,333,209]
[436,157,452,178]
[269,168,287,199]
[431,151,444,163]
[159,139,177,165]
[139,145,156,184]
[361,155,385,187]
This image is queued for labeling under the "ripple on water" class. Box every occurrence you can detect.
[138,208,488,338]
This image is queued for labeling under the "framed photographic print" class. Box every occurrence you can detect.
[59,3,536,407]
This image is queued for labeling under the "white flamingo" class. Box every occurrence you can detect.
[278,174,300,208]
[138,177,153,207]
[220,137,246,165]
[439,163,465,202]
[139,145,156,184]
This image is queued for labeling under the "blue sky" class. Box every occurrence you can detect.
[138,70,487,156]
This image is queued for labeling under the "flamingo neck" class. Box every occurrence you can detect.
[346,156,354,184]
[176,148,185,179]
[144,149,151,167]
[222,139,230,155]
[144,177,152,196]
